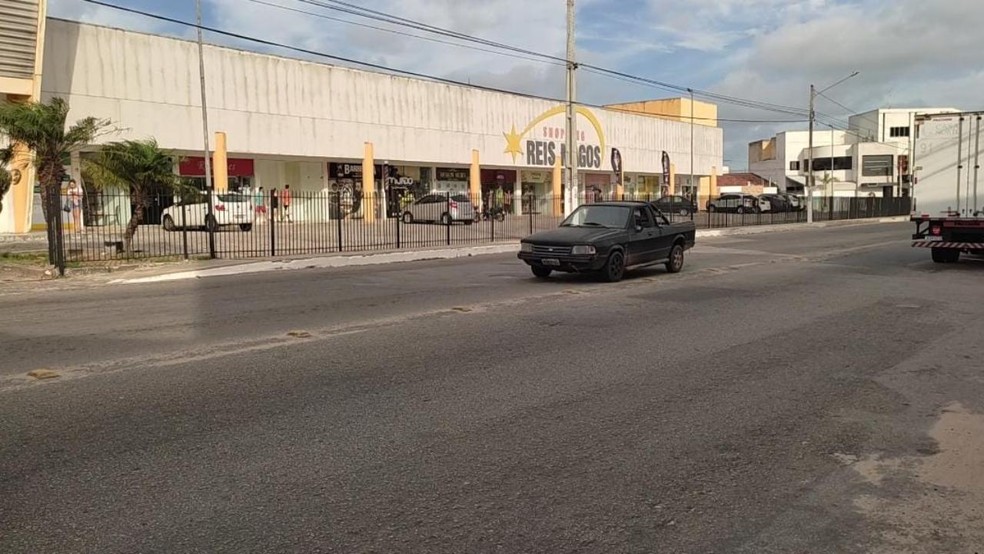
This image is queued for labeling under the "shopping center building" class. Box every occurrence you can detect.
[1,6,724,232]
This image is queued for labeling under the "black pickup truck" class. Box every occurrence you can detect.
[518,201,697,282]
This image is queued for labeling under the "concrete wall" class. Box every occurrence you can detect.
[39,19,722,178]
[606,98,718,128]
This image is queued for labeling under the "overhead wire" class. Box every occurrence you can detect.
[283,0,825,118]
[77,0,810,125]
[246,0,566,67]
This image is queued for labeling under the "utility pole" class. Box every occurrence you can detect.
[829,124,835,197]
[564,0,578,216]
[807,84,815,223]
[689,88,695,206]
[196,0,216,258]
[808,71,859,224]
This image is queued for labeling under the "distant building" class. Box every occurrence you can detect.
[2,9,725,233]
[749,107,959,198]
[716,172,774,196]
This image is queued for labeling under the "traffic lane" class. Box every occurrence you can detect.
[0,240,781,377]
[701,221,910,257]
[2,253,976,552]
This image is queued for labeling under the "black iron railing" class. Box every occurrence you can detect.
[47,189,912,269]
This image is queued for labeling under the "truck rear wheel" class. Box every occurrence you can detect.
[931,248,960,264]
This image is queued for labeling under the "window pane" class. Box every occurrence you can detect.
[862,155,894,177]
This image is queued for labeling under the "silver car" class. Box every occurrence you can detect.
[401,193,475,225]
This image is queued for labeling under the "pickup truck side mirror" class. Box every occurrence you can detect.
[634,224,644,232]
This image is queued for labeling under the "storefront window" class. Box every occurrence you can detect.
[520,170,549,214]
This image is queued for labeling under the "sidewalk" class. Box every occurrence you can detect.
[0,216,908,286]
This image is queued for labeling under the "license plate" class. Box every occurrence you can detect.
[924,235,942,241]
[542,258,560,266]
[234,214,246,220]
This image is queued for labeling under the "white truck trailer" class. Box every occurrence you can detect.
[911,111,984,263]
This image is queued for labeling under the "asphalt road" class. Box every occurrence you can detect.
[2,222,983,553]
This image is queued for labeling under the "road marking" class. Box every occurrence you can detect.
[0,236,912,392]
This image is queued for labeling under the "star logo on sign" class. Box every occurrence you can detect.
[503,124,523,163]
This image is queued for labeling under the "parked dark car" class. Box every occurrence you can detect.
[782,193,805,211]
[759,193,790,212]
[652,195,697,216]
[517,201,696,282]
[707,193,759,214]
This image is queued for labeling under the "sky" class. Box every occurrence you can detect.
[48,0,984,170]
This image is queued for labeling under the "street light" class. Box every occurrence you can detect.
[808,71,858,223]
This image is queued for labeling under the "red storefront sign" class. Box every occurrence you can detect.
[178,157,255,177]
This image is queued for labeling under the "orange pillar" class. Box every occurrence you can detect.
[470,149,481,207]
[9,142,35,232]
[213,132,228,192]
[363,142,375,221]
[552,154,562,216]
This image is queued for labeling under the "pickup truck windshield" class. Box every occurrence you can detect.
[561,205,631,229]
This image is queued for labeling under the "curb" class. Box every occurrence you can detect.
[108,216,909,284]
[111,244,521,284]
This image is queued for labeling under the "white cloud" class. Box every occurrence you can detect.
[46,0,984,169]
[48,0,171,34]
[706,0,984,166]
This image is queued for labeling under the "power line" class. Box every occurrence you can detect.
[78,0,794,126]
[280,0,825,118]
[815,90,858,116]
[245,0,566,67]
[295,0,567,64]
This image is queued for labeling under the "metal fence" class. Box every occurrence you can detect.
[48,189,912,269]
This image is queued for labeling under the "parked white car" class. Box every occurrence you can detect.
[401,193,475,225]
[161,192,254,232]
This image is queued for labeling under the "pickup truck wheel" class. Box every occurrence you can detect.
[601,250,625,282]
[531,266,552,279]
[162,215,176,231]
[666,243,685,273]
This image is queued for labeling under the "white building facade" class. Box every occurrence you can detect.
[1,18,724,232]
[749,107,958,198]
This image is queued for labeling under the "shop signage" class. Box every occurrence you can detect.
[179,157,254,177]
[436,168,469,182]
[503,105,607,170]
[329,162,384,180]
[611,148,623,185]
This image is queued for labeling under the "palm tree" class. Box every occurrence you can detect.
[0,97,107,224]
[0,147,11,215]
[85,139,180,251]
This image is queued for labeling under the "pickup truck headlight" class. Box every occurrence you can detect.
[571,245,596,255]
[520,243,533,253]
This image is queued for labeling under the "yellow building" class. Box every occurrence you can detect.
[606,98,720,205]
[1,0,47,233]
